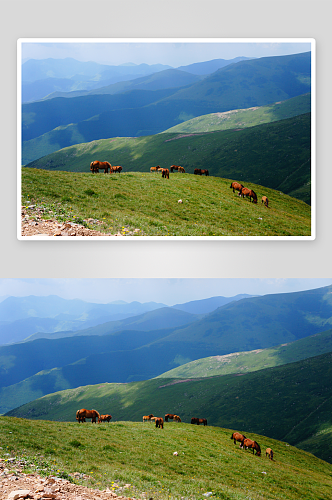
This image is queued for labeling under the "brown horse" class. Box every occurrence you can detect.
[230,181,244,193]
[111,166,122,173]
[165,413,176,421]
[143,414,154,422]
[170,165,180,172]
[191,417,207,426]
[262,196,269,207]
[194,169,208,176]
[243,438,261,456]
[231,432,246,447]
[150,166,158,172]
[239,187,258,204]
[90,161,111,173]
[76,408,100,423]
[98,414,112,423]
[266,448,274,460]
[174,415,182,422]
[178,166,185,173]
[155,417,164,429]
[162,168,170,179]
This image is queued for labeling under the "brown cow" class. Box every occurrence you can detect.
[230,181,244,193]
[262,196,269,207]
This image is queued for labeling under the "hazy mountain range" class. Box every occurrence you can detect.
[22,52,311,164]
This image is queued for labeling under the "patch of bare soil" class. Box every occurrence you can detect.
[0,458,141,500]
[21,206,141,237]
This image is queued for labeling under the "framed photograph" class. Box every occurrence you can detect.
[18,38,315,240]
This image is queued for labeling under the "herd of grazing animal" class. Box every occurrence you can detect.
[90,161,122,174]
[76,409,274,461]
[76,408,112,424]
[89,161,271,209]
[230,432,274,460]
[230,181,269,207]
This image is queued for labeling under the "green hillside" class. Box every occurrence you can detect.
[21,167,311,237]
[24,112,311,205]
[162,93,311,134]
[2,418,331,500]
[6,351,332,465]
[156,328,332,378]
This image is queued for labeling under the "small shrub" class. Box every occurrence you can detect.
[69,440,83,448]
[84,189,97,197]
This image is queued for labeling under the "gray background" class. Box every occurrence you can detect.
[3,0,330,279]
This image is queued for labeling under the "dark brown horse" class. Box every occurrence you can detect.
[165,413,176,422]
[98,414,112,423]
[239,187,258,204]
[76,408,100,423]
[162,168,170,179]
[230,181,244,193]
[231,432,246,447]
[155,417,164,429]
[170,165,180,172]
[243,438,261,456]
[194,169,209,176]
[90,161,111,173]
[191,417,207,426]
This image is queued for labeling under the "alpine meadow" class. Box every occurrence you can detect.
[1,282,332,500]
[19,44,314,237]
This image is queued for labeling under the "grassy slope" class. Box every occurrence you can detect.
[162,93,311,134]
[21,169,311,237]
[5,351,332,465]
[24,113,311,205]
[155,328,332,378]
[1,418,331,500]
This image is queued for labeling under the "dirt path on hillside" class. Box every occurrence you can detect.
[0,458,142,500]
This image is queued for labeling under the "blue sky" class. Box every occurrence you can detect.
[0,279,330,305]
[20,40,312,67]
